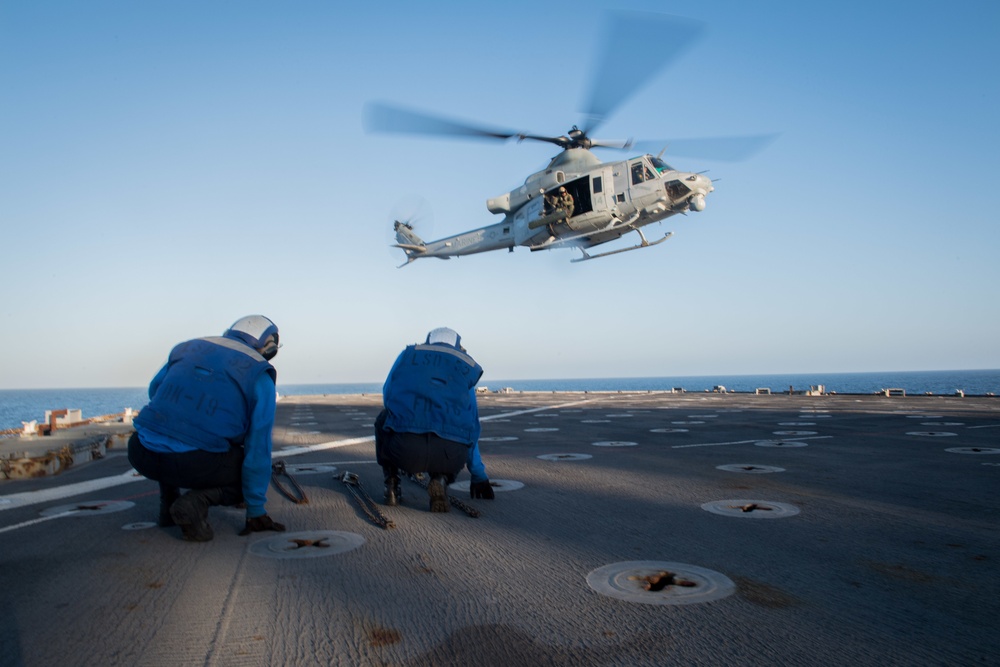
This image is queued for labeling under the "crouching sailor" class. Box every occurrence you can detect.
[128,315,286,541]
[375,327,495,512]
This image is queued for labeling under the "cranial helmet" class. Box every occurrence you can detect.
[425,327,462,349]
[225,315,280,360]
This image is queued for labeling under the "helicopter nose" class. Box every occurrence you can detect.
[689,174,713,212]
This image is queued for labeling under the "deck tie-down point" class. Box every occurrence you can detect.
[288,537,330,550]
[587,561,736,605]
[702,499,800,518]
[249,530,365,559]
[731,503,773,513]
[630,571,698,591]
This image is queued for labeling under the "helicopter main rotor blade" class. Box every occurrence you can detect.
[364,101,521,142]
[366,101,599,150]
[589,138,634,150]
[581,12,706,136]
[515,132,574,148]
[630,133,779,162]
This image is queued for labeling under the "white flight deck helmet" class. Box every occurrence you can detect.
[224,315,280,360]
[425,327,463,350]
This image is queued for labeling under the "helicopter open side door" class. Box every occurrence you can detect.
[514,175,598,247]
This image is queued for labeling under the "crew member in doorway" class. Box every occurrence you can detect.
[374,327,494,512]
[128,315,286,542]
[558,186,575,221]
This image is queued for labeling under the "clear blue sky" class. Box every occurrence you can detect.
[2,0,998,389]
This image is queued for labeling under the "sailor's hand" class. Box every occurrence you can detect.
[239,514,286,536]
[470,480,495,500]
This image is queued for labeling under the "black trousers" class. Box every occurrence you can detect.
[127,432,244,506]
[374,410,468,483]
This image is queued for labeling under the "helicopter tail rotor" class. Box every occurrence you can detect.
[388,195,434,240]
[386,195,437,266]
[393,220,426,249]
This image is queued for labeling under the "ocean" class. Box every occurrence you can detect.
[1,369,997,432]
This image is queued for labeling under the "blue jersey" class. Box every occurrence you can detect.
[135,336,277,517]
[135,336,276,452]
[382,343,483,445]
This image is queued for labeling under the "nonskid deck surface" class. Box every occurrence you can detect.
[1,393,998,666]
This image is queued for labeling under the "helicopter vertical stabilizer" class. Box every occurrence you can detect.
[394,220,424,247]
[392,220,428,266]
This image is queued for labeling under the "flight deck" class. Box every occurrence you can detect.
[1,391,998,666]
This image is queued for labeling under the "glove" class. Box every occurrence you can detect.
[239,514,286,536]
[470,480,495,500]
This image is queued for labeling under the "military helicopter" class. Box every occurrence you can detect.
[364,13,775,267]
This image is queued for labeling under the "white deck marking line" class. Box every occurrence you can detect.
[0,509,79,534]
[480,398,598,421]
[275,435,374,457]
[672,435,833,449]
[0,470,143,512]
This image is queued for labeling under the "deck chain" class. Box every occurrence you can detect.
[271,460,309,505]
[340,471,395,529]
[406,473,480,518]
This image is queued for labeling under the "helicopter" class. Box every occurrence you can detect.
[364,13,775,267]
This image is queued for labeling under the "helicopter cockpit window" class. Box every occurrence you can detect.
[649,156,674,173]
[631,160,655,185]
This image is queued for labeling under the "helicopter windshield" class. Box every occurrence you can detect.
[649,156,674,173]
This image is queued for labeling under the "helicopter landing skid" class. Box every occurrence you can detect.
[571,231,673,262]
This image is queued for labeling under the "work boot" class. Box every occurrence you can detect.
[382,467,402,506]
[158,485,180,527]
[428,475,449,513]
[384,476,402,506]
[170,488,223,542]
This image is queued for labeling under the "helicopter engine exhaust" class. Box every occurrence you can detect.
[690,194,706,212]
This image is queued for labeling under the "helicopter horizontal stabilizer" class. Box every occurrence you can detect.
[392,242,452,268]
